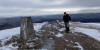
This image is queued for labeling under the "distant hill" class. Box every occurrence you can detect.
[70,13,100,22]
[0,13,100,30]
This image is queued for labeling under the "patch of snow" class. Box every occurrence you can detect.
[74,27,100,41]
[55,33,63,37]
[74,42,84,50]
[83,23,100,27]
[59,22,64,26]
[69,22,72,25]
[0,46,13,50]
[58,28,65,31]
[1,36,12,46]
[50,32,55,35]
[0,27,20,40]
[34,22,47,31]
[0,43,18,50]
[49,38,53,39]
[8,43,18,49]
[65,40,69,42]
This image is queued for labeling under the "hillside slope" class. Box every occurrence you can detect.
[0,21,100,50]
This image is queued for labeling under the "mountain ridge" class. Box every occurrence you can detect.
[0,13,100,30]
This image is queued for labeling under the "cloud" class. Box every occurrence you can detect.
[78,7,100,13]
[69,0,100,7]
[0,0,100,17]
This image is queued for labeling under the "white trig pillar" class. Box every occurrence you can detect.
[20,17,35,41]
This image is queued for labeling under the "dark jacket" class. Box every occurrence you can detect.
[63,14,71,22]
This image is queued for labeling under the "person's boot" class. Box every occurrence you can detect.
[66,30,69,33]
[64,29,69,33]
[65,27,70,33]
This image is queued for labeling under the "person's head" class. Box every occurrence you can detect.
[64,12,67,16]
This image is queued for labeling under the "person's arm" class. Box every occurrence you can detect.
[63,16,65,22]
[68,15,71,21]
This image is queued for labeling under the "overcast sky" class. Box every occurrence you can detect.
[0,0,100,17]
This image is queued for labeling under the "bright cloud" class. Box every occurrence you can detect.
[0,0,100,17]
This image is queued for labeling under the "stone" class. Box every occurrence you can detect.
[20,17,35,42]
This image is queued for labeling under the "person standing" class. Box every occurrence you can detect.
[63,12,71,33]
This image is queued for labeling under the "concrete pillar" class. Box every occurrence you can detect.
[20,17,35,41]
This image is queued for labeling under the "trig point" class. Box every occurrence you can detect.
[20,17,35,41]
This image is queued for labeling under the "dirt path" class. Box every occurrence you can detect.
[40,22,100,50]
[54,32,100,50]
[41,38,55,50]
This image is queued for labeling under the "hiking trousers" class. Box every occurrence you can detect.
[64,22,69,32]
